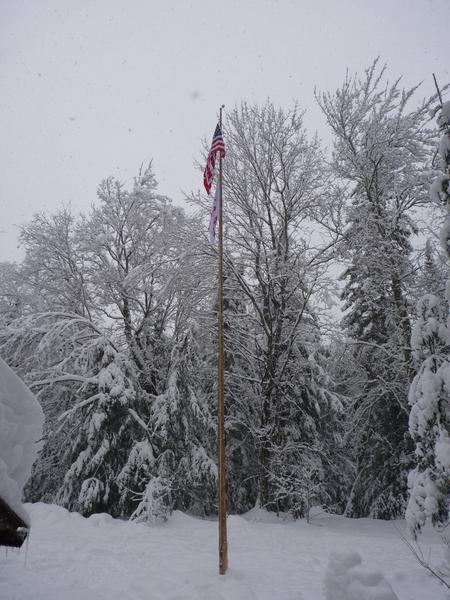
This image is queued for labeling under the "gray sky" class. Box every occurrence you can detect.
[1,0,448,261]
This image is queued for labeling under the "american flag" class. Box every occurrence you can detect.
[203,124,225,195]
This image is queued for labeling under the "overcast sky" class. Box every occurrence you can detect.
[1,0,449,261]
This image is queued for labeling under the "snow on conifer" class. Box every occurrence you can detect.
[120,321,217,521]
[406,97,450,536]
[55,332,139,516]
[0,357,44,525]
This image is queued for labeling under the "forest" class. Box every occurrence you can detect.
[1,60,449,535]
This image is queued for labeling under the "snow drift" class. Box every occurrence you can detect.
[324,551,399,600]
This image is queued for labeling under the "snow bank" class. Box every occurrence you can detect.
[0,357,44,525]
[2,503,448,600]
[324,551,399,600]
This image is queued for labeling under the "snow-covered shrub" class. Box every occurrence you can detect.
[117,439,155,509]
[131,476,172,524]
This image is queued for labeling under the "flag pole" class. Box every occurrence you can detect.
[217,103,228,575]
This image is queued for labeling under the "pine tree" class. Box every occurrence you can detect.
[215,264,261,513]
[406,98,450,536]
[119,322,217,520]
[338,193,415,518]
[55,334,139,516]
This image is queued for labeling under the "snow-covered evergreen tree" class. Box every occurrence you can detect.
[118,321,217,520]
[0,312,140,516]
[317,61,437,518]
[55,333,139,516]
[407,98,450,536]
[221,266,262,513]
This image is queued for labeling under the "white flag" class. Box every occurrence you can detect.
[208,180,220,245]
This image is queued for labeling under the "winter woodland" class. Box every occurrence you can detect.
[1,62,449,552]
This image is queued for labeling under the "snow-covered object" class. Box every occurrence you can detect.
[324,551,399,600]
[55,337,137,516]
[0,357,44,525]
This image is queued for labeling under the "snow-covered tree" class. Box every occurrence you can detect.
[415,240,448,303]
[0,263,27,325]
[80,165,186,396]
[0,312,141,516]
[206,101,342,515]
[19,208,92,317]
[317,60,438,518]
[0,162,210,520]
[407,98,450,536]
[119,322,217,520]
[55,331,139,516]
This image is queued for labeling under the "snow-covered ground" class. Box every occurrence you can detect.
[1,503,447,600]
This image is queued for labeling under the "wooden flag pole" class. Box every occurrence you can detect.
[217,104,228,575]
[432,73,443,106]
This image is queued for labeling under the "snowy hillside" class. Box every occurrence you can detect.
[1,503,447,600]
